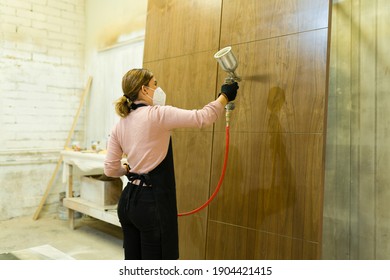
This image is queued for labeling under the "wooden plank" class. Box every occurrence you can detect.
[33,77,92,220]
[375,0,390,259]
[63,197,120,227]
[333,0,354,260]
[356,0,377,259]
[348,0,361,260]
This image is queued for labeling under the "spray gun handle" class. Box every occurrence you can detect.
[223,75,237,127]
[223,76,236,111]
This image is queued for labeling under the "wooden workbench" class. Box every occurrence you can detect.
[61,150,125,229]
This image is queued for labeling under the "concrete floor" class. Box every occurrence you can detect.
[0,214,124,260]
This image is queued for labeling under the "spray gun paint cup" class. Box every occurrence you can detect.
[214,46,241,83]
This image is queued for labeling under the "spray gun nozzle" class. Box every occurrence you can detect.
[224,76,239,85]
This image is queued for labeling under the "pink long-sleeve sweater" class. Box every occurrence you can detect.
[104,100,224,177]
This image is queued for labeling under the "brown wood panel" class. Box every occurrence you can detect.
[173,131,213,259]
[215,29,328,134]
[206,221,320,259]
[173,131,213,217]
[208,131,324,242]
[143,0,222,62]
[142,0,330,260]
[143,51,220,259]
[220,0,329,46]
[178,215,207,259]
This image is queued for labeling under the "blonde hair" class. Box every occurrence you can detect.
[115,68,154,117]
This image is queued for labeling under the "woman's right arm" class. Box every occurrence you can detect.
[151,99,224,130]
[153,82,238,130]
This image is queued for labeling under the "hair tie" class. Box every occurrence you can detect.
[123,95,130,103]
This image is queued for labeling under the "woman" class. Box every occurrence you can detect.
[104,68,238,260]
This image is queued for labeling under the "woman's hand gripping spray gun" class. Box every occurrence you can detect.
[214,46,241,127]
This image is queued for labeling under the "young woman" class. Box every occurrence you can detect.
[104,68,238,260]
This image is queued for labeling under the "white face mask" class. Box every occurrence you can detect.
[146,87,166,106]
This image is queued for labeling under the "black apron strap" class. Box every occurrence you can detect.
[125,172,152,186]
[130,102,148,110]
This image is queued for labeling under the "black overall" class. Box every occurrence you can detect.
[117,103,179,260]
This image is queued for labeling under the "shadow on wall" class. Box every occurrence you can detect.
[263,86,297,226]
[243,74,268,83]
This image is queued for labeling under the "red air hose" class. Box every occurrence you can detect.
[178,124,230,217]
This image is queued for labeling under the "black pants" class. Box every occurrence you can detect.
[117,183,162,260]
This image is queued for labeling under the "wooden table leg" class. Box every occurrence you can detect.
[67,164,75,230]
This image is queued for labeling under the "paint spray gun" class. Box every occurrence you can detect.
[214,46,241,126]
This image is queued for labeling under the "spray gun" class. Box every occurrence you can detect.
[214,46,241,127]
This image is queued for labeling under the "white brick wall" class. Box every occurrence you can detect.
[0,0,86,220]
